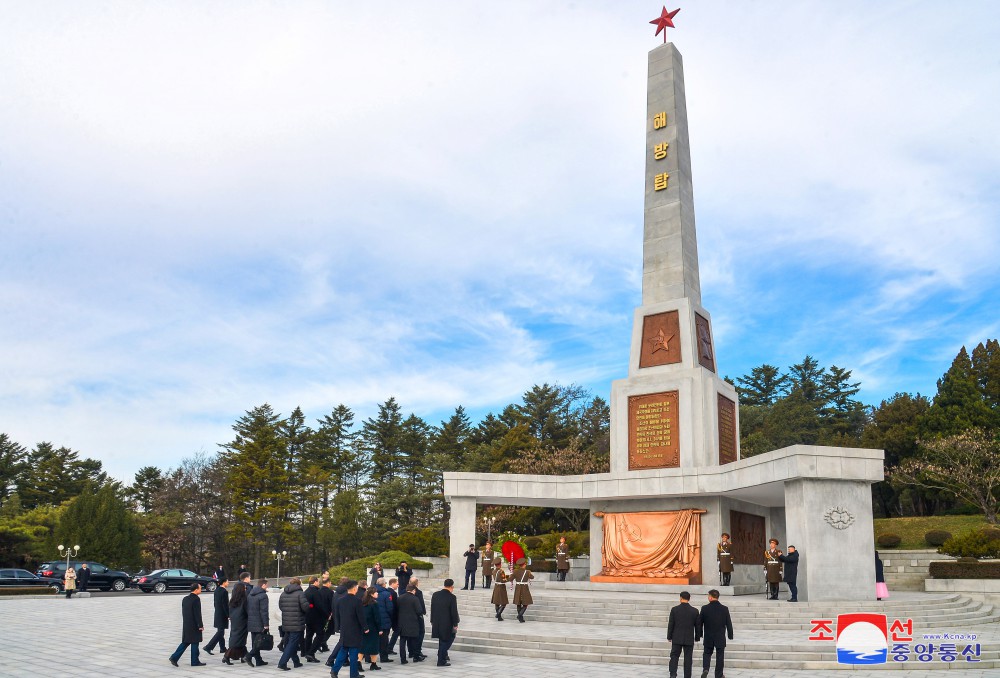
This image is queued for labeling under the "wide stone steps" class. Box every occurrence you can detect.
[425,630,1000,670]
[457,594,998,629]
[432,592,1000,670]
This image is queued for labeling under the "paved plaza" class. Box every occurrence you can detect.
[1,591,998,678]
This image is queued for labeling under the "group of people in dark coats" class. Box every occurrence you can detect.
[666,590,734,678]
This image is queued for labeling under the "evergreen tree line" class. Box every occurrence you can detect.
[732,340,1000,521]
[1,339,996,574]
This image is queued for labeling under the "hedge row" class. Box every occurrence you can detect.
[320,551,432,583]
[929,561,1000,579]
[0,587,59,596]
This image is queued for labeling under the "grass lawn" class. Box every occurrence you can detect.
[873,515,992,549]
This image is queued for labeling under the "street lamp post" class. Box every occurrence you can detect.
[57,544,80,572]
[272,549,287,586]
[482,516,495,543]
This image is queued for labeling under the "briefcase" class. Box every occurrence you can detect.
[257,631,275,652]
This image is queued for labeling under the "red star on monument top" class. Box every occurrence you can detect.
[650,6,680,43]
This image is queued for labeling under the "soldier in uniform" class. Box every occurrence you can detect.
[555,536,570,582]
[489,559,509,621]
[717,533,734,586]
[480,541,496,589]
[764,538,783,600]
[511,557,534,623]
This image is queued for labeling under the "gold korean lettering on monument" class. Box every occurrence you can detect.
[628,391,680,470]
[654,172,670,191]
[653,111,667,129]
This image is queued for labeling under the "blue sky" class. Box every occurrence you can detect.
[2,2,998,482]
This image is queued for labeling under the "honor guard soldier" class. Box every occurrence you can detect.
[490,559,509,621]
[480,542,496,589]
[717,533,734,586]
[511,557,534,623]
[555,536,570,582]
[764,538,783,600]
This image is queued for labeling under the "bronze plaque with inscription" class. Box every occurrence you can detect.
[730,510,765,565]
[639,311,682,368]
[718,394,737,465]
[695,313,715,372]
[628,391,680,470]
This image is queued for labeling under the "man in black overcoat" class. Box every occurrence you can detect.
[412,577,428,660]
[77,563,91,592]
[202,577,229,655]
[304,578,333,660]
[302,576,323,662]
[395,561,413,593]
[667,591,700,678]
[461,545,478,590]
[331,580,367,678]
[430,579,460,667]
[168,583,207,667]
[779,545,800,602]
[697,590,733,678]
[395,584,424,664]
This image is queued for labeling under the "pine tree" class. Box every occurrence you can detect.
[360,398,405,484]
[922,347,994,437]
[788,356,827,404]
[55,483,142,569]
[127,466,164,512]
[17,443,107,509]
[735,365,789,406]
[220,404,294,577]
[0,434,28,510]
[971,339,1000,417]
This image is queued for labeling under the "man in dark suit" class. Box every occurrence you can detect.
[168,583,207,667]
[667,591,700,678]
[304,578,333,660]
[302,576,323,662]
[331,580,367,678]
[202,577,229,655]
[77,563,91,592]
[779,545,800,602]
[430,579,460,667]
[461,545,478,590]
[395,561,413,593]
[697,589,733,678]
[395,584,424,664]
[412,577,428,660]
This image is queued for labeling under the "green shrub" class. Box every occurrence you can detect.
[529,559,556,573]
[929,560,1000,579]
[957,557,980,564]
[389,527,448,557]
[876,533,902,548]
[325,551,432,583]
[980,528,1000,541]
[524,536,544,549]
[924,530,952,547]
[939,529,1000,559]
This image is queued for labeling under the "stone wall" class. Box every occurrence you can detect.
[880,549,956,591]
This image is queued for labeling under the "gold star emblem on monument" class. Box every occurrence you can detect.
[648,327,673,354]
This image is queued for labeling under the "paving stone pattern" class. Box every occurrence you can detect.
[0,590,998,677]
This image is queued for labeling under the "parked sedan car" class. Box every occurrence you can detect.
[0,568,63,591]
[135,568,218,594]
[35,561,132,592]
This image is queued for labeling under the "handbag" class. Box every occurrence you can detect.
[257,631,275,652]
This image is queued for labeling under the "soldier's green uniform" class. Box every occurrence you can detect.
[717,536,734,586]
[481,545,496,588]
[490,560,508,621]
[765,543,783,600]
[555,540,570,582]
[511,557,534,623]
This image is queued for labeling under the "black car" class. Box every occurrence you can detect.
[35,561,132,592]
[0,568,63,591]
[136,568,218,594]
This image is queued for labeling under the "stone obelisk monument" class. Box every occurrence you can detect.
[608,42,741,473]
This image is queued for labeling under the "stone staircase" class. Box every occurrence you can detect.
[419,589,1000,670]
[880,549,954,592]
